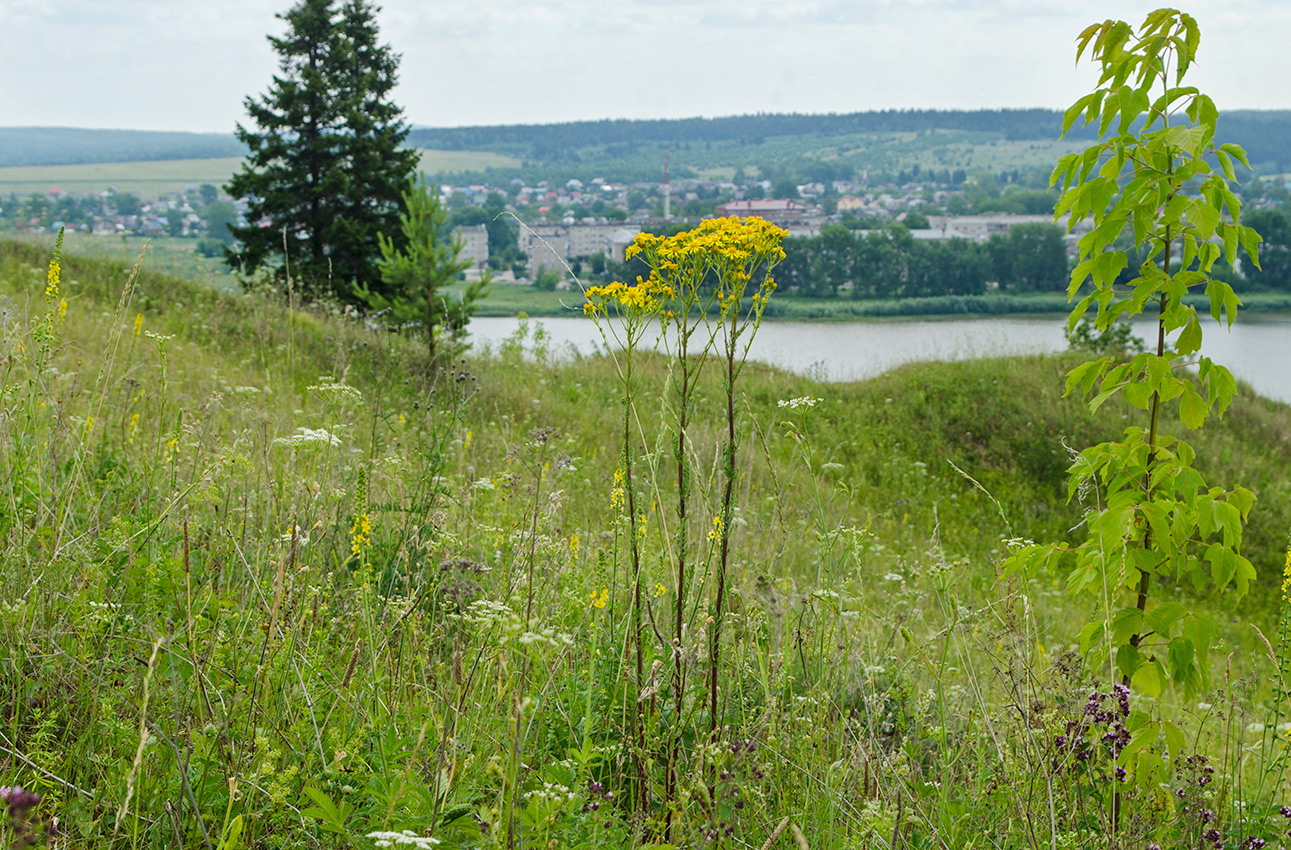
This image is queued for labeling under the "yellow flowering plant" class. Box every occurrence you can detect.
[617,216,786,836]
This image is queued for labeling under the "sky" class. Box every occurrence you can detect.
[1,0,1288,134]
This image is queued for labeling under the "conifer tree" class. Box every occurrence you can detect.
[225,0,418,302]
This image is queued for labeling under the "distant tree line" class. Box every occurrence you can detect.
[0,128,246,168]
[772,222,1069,299]
[407,109,1105,156]
[602,221,1070,301]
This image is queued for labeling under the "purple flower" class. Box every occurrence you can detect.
[0,786,41,815]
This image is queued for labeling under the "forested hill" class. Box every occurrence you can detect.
[4,109,1291,171]
[0,127,247,167]
[408,109,1101,152]
[407,108,1291,169]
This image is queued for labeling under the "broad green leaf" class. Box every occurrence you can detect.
[1215,149,1236,182]
[1145,600,1186,636]
[1121,722,1159,763]
[1179,387,1207,429]
[1116,643,1143,678]
[1162,720,1187,757]
[1189,198,1220,239]
[1110,607,1145,644]
[1131,659,1164,698]
[1123,380,1152,409]
[1078,619,1105,652]
[1167,636,1196,684]
[1219,142,1251,169]
[1175,316,1202,356]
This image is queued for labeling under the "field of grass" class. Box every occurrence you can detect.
[2,236,1291,848]
[416,149,522,176]
[0,157,246,197]
[0,149,522,199]
[4,231,239,291]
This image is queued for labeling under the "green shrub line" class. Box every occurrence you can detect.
[464,285,1291,321]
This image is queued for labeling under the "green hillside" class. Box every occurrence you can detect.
[1,236,1289,848]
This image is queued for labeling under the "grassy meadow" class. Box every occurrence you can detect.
[2,234,1291,850]
[0,150,521,198]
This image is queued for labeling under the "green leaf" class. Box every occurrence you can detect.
[1145,601,1186,637]
[1220,142,1251,169]
[1063,94,1095,137]
[1116,643,1143,678]
[1131,660,1164,698]
[217,815,244,850]
[1215,149,1236,182]
[1078,619,1105,653]
[1189,198,1220,239]
[1167,636,1196,684]
[1110,607,1145,645]
[1123,380,1152,410]
[1175,316,1202,356]
[1179,388,1208,429]
[1121,722,1158,762]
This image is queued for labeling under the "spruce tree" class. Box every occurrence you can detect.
[225,0,418,302]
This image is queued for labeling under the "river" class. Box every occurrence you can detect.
[466,314,1291,405]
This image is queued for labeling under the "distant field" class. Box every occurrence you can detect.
[0,157,245,196]
[5,230,238,290]
[0,149,523,198]
[417,148,522,175]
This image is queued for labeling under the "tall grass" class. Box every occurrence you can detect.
[1,235,1290,848]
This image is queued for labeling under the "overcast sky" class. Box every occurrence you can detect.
[1,0,1287,133]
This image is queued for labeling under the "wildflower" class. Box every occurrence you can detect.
[777,397,822,410]
[273,427,343,448]
[133,312,143,336]
[366,831,440,848]
[588,587,608,610]
[569,533,579,554]
[350,512,372,557]
[708,515,723,542]
[1281,546,1291,600]
[45,260,60,297]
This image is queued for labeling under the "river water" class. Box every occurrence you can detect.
[467,314,1291,405]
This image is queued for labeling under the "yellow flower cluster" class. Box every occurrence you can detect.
[1281,546,1291,601]
[628,216,786,307]
[350,512,372,558]
[610,467,626,510]
[583,275,674,317]
[584,217,786,318]
[587,587,609,610]
[45,260,61,297]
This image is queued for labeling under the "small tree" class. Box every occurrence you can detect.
[1008,10,1261,708]
[225,0,418,301]
[358,177,489,361]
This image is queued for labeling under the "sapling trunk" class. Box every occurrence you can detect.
[1126,227,1172,675]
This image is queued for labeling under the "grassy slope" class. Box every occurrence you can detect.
[2,238,1290,847]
